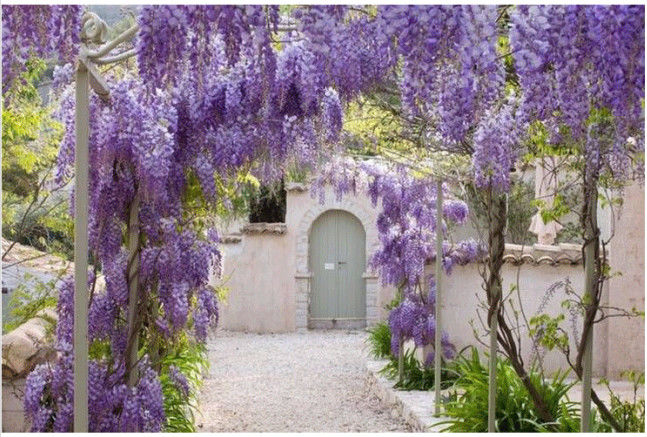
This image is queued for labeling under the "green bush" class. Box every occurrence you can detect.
[3,57,73,260]
[366,321,392,359]
[2,273,58,334]
[594,371,645,433]
[437,347,577,432]
[160,337,210,432]
[380,347,457,391]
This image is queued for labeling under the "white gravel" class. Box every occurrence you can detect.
[197,329,412,432]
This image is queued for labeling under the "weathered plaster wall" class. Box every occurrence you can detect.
[607,181,645,378]
[429,247,610,376]
[216,181,643,377]
[217,225,295,332]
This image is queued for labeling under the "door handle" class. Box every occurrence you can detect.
[338,261,346,264]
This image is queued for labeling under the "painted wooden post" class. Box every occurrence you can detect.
[72,13,138,431]
[73,55,90,433]
[434,180,443,415]
[488,309,498,432]
[398,338,404,384]
[580,184,598,432]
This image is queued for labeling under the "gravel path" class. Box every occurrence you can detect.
[197,329,412,432]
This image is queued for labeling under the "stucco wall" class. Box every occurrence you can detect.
[218,183,396,332]
[607,181,645,378]
[430,253,609,376]
[216,182,643,377]
[218,225,295,332]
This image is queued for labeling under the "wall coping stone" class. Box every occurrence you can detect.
[220,234,242,244]
[285,182,308,192]
[241,223,287,235]
[424,242,584,268]
[502,243,582,265]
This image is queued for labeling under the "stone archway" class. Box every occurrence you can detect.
[293,192,379,330]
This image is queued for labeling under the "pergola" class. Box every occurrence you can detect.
[62,7,600,433]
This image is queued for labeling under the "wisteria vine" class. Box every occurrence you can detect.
[3,3,643,432]
[313,157,484,363]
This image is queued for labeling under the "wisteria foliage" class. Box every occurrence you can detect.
[4,3,643,431]
[312,157,484,362]
[510,5,645,180]
[2,5,81,94]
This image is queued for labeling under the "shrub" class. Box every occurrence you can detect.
[247,179,286,223]
[366,321,392,359]
[3,273,57,333]
[437,347,577,432]
[379,347,457,391]
[595,371,645,433]
[159,337,210,432]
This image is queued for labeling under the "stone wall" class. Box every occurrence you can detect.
[216,182,644,377]
[217,183,396,332]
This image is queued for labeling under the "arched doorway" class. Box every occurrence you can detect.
[308,210,366,329]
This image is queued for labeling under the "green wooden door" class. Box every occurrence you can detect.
[309,210,366,328]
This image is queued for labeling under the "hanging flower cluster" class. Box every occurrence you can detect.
[510,5,645,179]
[388,283,455,365]
[136,5,279,90]
[380,5,504,148]
[2,5,82,93]
[363,166,483,362]
[24,276,166,431]
[312,157,484,363]
[26,77,223,431]
[472,96,524,192]
[18,5,394,432]
[4,4,642,431]
[292,6,396,100]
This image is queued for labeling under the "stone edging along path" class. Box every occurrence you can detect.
[366,358,645,433]
[365,359,450,432]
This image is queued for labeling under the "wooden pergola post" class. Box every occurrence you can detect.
[434,179,443,415]
[73,12,138,432]
[73,53,90,433]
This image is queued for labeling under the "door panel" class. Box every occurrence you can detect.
[309,210,366,327]
[310,211,337,318]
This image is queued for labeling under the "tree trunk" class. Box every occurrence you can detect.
[486,191,556,428]
[580,180,598,431]
[398,337,404,384]
[575,175,622,432]
[486,191,505,432]
[125,194,141,385]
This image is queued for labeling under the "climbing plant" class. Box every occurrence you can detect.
[3,4,643,432]
[313,156,482,363]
